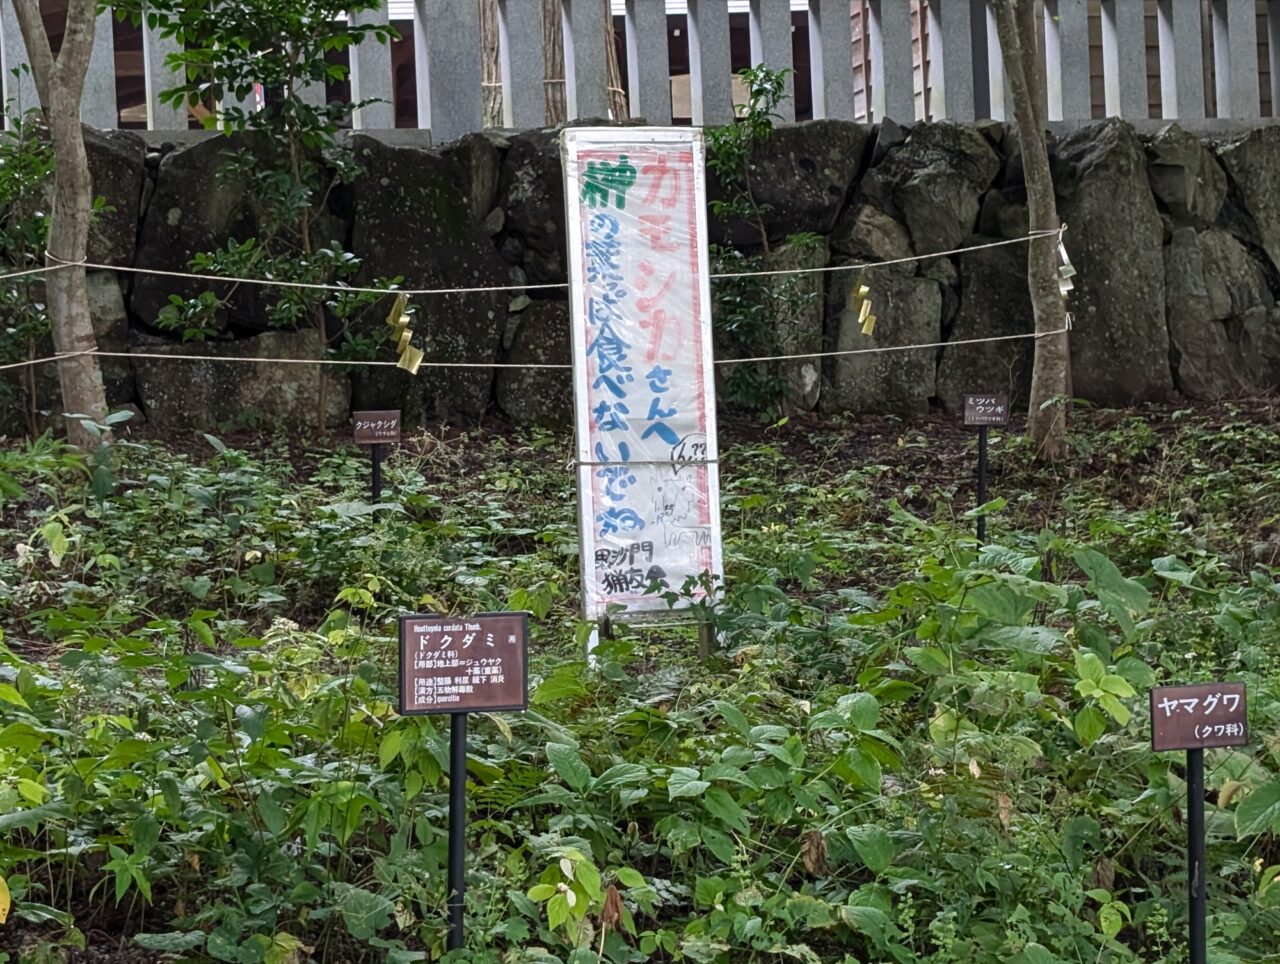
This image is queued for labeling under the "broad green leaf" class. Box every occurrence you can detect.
[379,729,403,770]
[1075,651,1106,684]
[1099,674,1136,698]
[0,683,29,709]
[134,932,207,952]
[256,793,287,835]
[532,664,588,705]
[1236,779,1280,838]
[1011,943,1062,964]
[333,883,394,940]
[1097,693,1131,726]
[712,700,751,737]
[615,867,645,888]
[703,787,749,833]
[1074,705,1106,747]
[847,825,894,875]
[838,692,880,731]
[527,883,556,901]
[1099,901,1124,939]
[700,826,737,863]
[667,767,710,800]
[16,779,45,805]
[185,575,212,600]
[904,646,950,676]
[575,859,602,900]
[839,904,890,943]
[546,892,570,930]
[546,743,592,792]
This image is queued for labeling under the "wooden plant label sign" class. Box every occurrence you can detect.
[353,410,401,444]
[398,613,529,715]
[963,394,1010,426]
[1150,682,1248,751]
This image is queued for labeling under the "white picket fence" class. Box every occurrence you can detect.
[1,1,1277,141]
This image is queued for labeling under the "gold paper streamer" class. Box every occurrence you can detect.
[397,345,424,374]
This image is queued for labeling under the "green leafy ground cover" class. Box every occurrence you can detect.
[1,403,1279,963]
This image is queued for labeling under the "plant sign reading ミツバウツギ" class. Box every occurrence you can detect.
[562,128,724,621]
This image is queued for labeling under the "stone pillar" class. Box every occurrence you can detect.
[1211,0,1260,119]
[1100,0,1148,118]
[624,0,670,125]
[928,0,975,121]
[748,0,794,121]
[499,0,546,128]
[142,14,186,130]
[686,0,733,126]
[418,0,483,143]
[1,0,40,125]
[1156,0,1206,120]
[807,0,855,121]
[351,5,395,129]
[1044,0,1091,121]
[867,0,915,122]
[83,9,118,128]
[562,0,609,119]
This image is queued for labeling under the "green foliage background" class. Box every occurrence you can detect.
[1,406,1279,963]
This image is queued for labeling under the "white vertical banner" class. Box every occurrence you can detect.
[562,128,723,621]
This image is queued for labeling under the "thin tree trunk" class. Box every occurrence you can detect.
[993,0,1069,461]
[14,0,107,449]
[544,0,566,124]
[479,0,503,127]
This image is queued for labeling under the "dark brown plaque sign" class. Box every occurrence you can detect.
[398,613,528,715]
[1150,682,1248,752]
[353,410,401,445]
[963,394,1010,426]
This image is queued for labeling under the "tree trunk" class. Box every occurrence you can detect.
[479,0,503,127]
[543,0,566,124]
[14,0,108,449]
[993,0,1069,461]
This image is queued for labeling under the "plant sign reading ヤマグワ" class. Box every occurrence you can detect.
[1150,681,1248,751]
[562,128,724,621]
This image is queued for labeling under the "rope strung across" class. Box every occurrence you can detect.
[0,325,1072,375]
[1,226,1070,374]
[34,225,1067,296]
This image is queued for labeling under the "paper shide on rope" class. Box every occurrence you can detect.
[1057,238,1076,298]
[385,292,423,375]
[846,272,876,336]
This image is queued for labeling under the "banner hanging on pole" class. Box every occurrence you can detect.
[562,128,723,620]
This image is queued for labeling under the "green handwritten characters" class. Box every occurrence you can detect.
[580,155,638,210]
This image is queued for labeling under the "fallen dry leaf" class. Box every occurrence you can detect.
[801,829,828,877]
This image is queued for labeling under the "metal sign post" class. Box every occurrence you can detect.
[962,394,1009,542]
[353,410,401,501]
[398,612,529,951]
[1150,681,1249,964]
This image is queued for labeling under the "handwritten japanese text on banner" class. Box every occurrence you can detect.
[562,129,723,619]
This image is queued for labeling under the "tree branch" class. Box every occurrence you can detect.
[58,0,101,93]
[10,0,55,108]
